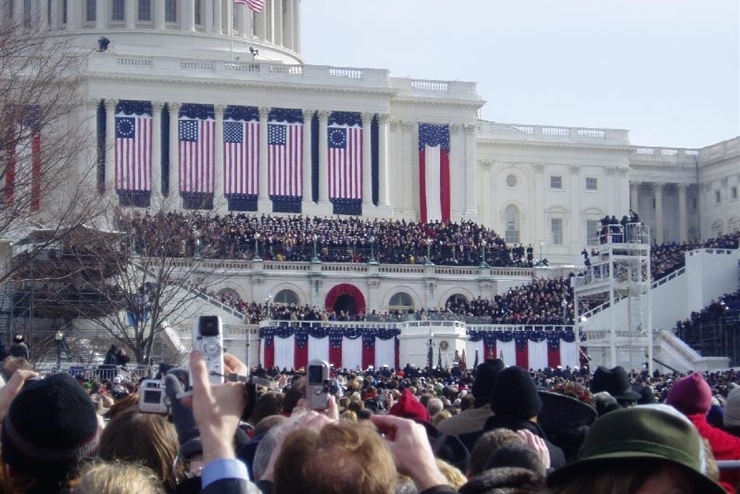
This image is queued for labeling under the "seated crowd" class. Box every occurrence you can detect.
[3,349,740,493]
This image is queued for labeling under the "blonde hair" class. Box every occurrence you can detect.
[73,462,165,494]
[435,459,466,489]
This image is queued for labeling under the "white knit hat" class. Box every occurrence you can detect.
[723,386,740,428]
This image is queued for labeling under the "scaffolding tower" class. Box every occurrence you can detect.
[572,223,653,372]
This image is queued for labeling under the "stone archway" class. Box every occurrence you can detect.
[324,283,367,317]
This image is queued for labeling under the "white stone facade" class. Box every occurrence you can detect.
[7,0,739,266]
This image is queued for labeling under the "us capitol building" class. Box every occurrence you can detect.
[3,0,739,371]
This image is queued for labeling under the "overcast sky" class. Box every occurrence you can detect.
[301,0,739,149]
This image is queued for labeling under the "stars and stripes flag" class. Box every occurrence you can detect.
[179,116,215,193]
[223,119,259,196]
[234,0,265,13]
[268,121,303,197]
[327,124,362,200]
[419,123,451,223]
[115,110,152,192]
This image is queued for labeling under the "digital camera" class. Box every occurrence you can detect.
[192,315,224,385]
[138,379,168,414]
[305,359,330,410]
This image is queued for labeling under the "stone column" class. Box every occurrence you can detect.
[377,114,390,207]
[301,109,314,206]
[38,0,49,30]
[318,111,330,205]
[570,165,581,246]
[235,2,247,37]
[630,182,639,213]
[255,7,266,40]
[463,123,478,217]
[361,113,374,207]
[284,0,294,49]
[265,0,273,42]
[258,107,270,206]
[293,0,301,52]
[50,0,59,30]
[151,102,163,197]
[104,99,118,193]
[182,0,195,31]
[154,0,166,29]
[214,105,226,206]
[66,0,80,29]
[677,183,688,242]
[402,121,415,215]
[168,103,182,198]
[125,0,136,29]
[204,0,213,33]
[95,0,108,29]
[653,182,664,244]
[12,0,24,26]
[223,0,233,36]
[274,0,283,45]
[213,0,223,33]
[534,163,545,243]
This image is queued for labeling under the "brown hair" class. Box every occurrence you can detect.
[468,428,523,477]
[274,422,396,494]
[72,462,166,494]
[98,408,184,491]
[248,391,284,425]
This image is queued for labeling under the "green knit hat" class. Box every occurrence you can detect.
[546,404,724,494]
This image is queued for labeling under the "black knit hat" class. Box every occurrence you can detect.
[472,358,505,408]
[490,366,542,419]
[1,373,100,478]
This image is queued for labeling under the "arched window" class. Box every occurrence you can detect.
[446,294,468,308]
[728,216,739,234]
[505,204,520,244]
[274,289,299,305]
[389,292,414,311]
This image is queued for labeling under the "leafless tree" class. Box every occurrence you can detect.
[0,12,105,284]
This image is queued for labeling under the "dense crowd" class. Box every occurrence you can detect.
[2,349,740,493]
[649,231,740,280]
[116,211,522,267]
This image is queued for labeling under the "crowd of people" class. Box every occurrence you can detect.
[116,211,523,267]
[2,349,740,493]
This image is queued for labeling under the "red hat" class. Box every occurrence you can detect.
[389,389,429,423]
[666,373,712,416]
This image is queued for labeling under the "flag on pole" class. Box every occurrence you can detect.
[234,0,265,13]
[418,123,451,223]
[224,119,259,196]
[115,101,152,193]
[268,121,303,197]
[473,349,479,370]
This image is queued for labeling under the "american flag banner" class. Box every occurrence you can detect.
[419,123,451,223]
[223,118,259,196]
[328,112,363,201]
[179,104,215,194]
[115,101,152,193]
[4,106,42,208]
[268,109,303,198]
[234,0,264,13]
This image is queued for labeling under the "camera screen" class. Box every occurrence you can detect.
[143,390,161,404]
[199,316,220,336]
[307,365,325,385]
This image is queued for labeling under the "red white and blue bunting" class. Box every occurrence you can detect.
[259,327,578,372]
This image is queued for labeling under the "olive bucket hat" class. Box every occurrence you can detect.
[546,404,725,494]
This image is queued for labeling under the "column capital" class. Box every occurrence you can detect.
[479,159,493,170]
[462,123,477,134]
[168,102,182,112]
[259,107,271,119]
[89,98,101,107]
[653,182,665,189]
[104,99,118,110]
[618,166,630,175]
[317,110,330,120]
[534,163,545,173]
[677,182,688,190]
[152,101,165,112]
[377,113,390,124]
[570,164,581,173]
[400,121,415,131]
[449,123,461,134]
[302,109,316,120]
[361,112,374,124]
[214,104,227,115]
[389,119,399,132]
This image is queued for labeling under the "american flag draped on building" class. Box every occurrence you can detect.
[328,111,363,202]
[115,100,152,193]
[223,119,259,196]
[268,111,303,198]
[418,123,451,223]
[179,104,215,194]
[4,105,42,208]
